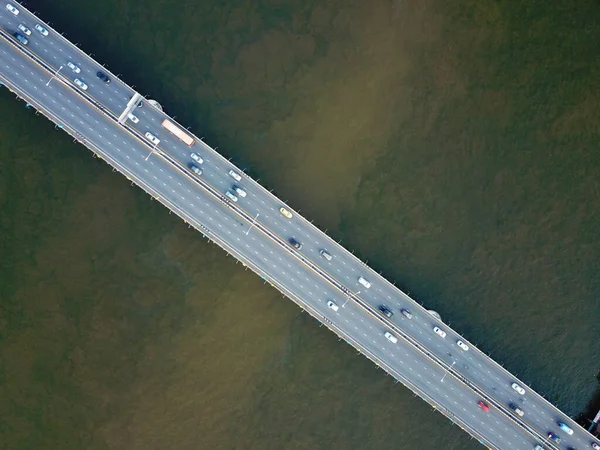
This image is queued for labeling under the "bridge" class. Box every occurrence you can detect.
[1,3,596,450]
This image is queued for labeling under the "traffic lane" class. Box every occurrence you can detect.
[337,305,538,450]
[0,7,135,113]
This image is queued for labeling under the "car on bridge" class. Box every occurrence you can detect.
[509,403,524,417]
[127,113,139,124]
[384,331,398,344]
[477,401,490,413]
[379,305,393,318]
[190,152,203,164]
[67,62,81,73]
[34,24,49,36]
[145,132,160,145]
[73,78,88,90]
[96,71,110,84]
[511,382,526,395]
[456,340,469,351]
[17,24,31,36]
[228,169,242,182]
[233,186,246,198]
[224,190,238,202]
[13,32,28,45]
[279,207,292,219]
[358,276,371,289]
[558,422,573,435]
[289,238,302,250]
[547,432,560,443]
[433,326,446,338]
[400,308,413,319]
[592,442,600,450]
[319,249,332,261]
[189,164,202,176]
[6,4,19,15]
[326,300,339,312]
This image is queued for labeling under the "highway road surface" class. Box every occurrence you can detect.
[1,3,598,450]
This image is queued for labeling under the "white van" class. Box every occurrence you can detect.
[358,276,371,289]
[384,331,398,344]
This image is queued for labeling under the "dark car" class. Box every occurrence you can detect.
[289,238,302,250]
[547,432,560,443]
[379,305,393,318]
[13,32,28,45]
[96,71,110,83]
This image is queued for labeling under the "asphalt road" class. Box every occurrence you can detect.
[1,3,598,450]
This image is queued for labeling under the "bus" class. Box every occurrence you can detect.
[161,119,195,146]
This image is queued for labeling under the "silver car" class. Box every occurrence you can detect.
[326,300,339,312]
[190,164,202,176]
[34,24,49,36]
[358,276,371,289]
[73,78,88,90]
[67,62,81,74]
[225,190,238,202]
[144,132,160,145]
[6,4,19,15]
[17,24,31,36]
[233,186,246,197]
[319,249,332,261]
[228,169,242,182]
[190,152,203,164]
[511,382,525,395]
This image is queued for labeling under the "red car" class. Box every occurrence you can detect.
[478,401,490,412]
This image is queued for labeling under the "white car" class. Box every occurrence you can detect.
[145,132,160,145]
[127,113,139,124]
[384,331,398,344]
[456,340,469,351]
[190,164,202,176]
[233,186,247,197]
[326,300,339,312]
[228,169,242,181]
[433,326,446,338]
[6,4,19,15]
[190,152,203,164]
[358,276,371,289]
[511,382,525,395]
[34,24,49,36]
[592,443,600,450]
[17,24,31,36]
[225,190,238,202]
[319,249,332,261]
[73,78,88,90]
[67,62,81,74]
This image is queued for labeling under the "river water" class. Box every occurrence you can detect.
[1,0,599,448]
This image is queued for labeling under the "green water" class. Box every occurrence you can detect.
[1,0,599,448]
